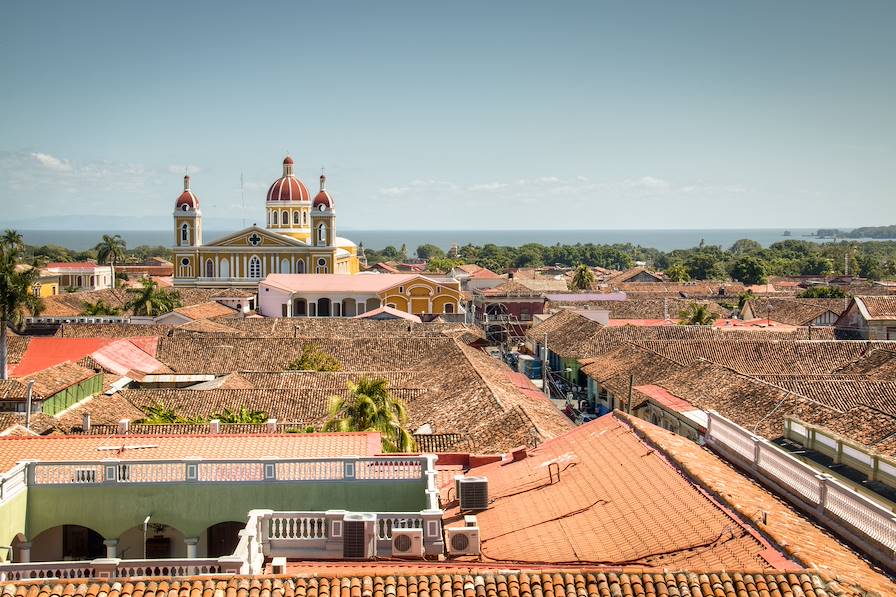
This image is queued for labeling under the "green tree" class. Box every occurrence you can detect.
[1,235,44,379]
[730,255,767,285]
[799,286,848,299]
[664,263,690,283]
[856,253,884,281]
[399,243,409,261]
[427,256,463,273]
[678,303,717,326]
[416,244,445,260]
[684,253,726,280]
[95,234,127,288]
[125,279,182,316]
[569,264,595,290]
[2,230,25,252]
[212,407,268,424]
[729,238,763,254]
[800,255,834,276]
[288,344,341,371]
[83,299,122,316]
[323,377,417,453]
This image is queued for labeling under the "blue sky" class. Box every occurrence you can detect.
[1,1,894,230]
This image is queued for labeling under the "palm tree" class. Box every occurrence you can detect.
[324,377,417,453]
[0,237,43,379]
[212,407,268,424]
[83,299,122,316]
[2,230,24,252]
[126,279,182,316]
[570,264,595,291]
[95,234,127,288]
[678,302,717,326]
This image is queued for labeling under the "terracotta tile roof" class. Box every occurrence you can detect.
[0,432,380,471]
[0,571,861,597]
[632,339,884,375]
[354,306,422,323]
[603,266,664,285]
[238,370,420,390]
[624,413,896,596]
[769,378,896,413]
[835,348,896,378]
[210,288,256,299]
[856,295,896,319]
[57,323,175,338]
[21,360,97,397]
[580,344,687,403]
[611,282,747,296]
[51,391,146,433]
[446,415,793,569]
[549,298,729,319]
[744,298,845,325]
[0,379,36,400]
[41,288,228,318]
[6,336,30,364]
[172,318,248,336]
[172,301,238,321]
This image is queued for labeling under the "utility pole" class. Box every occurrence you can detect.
[542,332,549,398]
[25,380,34,430]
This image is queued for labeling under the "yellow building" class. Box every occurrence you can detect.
[173,156,360,288]
[15,264,60,297]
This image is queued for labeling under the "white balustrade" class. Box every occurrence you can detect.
[0,462,28,504]
[707,415,755,461]
[111,559,222,578]
[824,482,896,551]
[0,561,96,581]
[376,515,423,540]
[756,444,822,504]
[267,513,328,540]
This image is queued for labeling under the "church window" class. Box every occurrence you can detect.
[303,211,307,225]
[181,223,189,243]
[180,257,189,267]
[272,211,278,225]
[318,223,327,244]
[444,303,454,314]
[281,210,288,226]
[249,256,262,278]
[296,259,305,274]
[181,204,189,212]
[293,211,300,225]
[205,259,214,278]
[316,258,328,274]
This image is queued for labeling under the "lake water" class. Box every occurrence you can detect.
[19,228,839,253]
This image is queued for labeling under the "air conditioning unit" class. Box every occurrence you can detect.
[391,528,424,558]
[342,513,377,559]
[445,525,480,556]
[455,476,489,511]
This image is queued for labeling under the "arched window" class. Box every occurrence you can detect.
[318,223,327,244]
[293,211,300,225]
[302,211,307,225]
[281,258,290,274]
[205,259,214,278]
[296,259,306,274]
[272,211,278,225]
[181,223,189,243]
[281,210,288,226]
[248,256,261,278]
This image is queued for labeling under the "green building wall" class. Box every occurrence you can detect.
[0,489,28,561]
[40,374,103,416]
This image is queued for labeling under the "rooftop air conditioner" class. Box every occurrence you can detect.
[391,528,424,559]
[455,476,489,511]
[342,513,377,559]
[445,525,480,556]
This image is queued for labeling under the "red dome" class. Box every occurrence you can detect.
[176,175,199,209]
[267,176,310,201]
[312,190,334,210]
[283,155,294,165]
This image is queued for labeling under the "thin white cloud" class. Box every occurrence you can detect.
[167,164,202,175]
[467,182,508,191]
[30,152,72,172]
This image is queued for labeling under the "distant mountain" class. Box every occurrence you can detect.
[814,225,896,239]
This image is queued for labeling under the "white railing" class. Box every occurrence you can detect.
[0,462,29,505]
[0,558,228,582]
[267,513,328,540]
[706,411,896,570]
[376,515,423,540]
[25,456,431,486]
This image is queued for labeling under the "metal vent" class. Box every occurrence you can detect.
[394,533,412,552]
[457,476,489,510]
[343,520,367,559]
[450,532,470,552]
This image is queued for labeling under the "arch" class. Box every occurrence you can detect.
[280,258,291,274]
[317,298,331,317]
[219,259,230,279]
[365,298,381,313]
[293,211,300,225]
[296,259,306,274]
[272,211,279,225]
[317,223,327,244]
[281,210,288,227]
[206,521,244,558]
[293,298,307,316]
[342,298,357,317]
[181,223,189,243]
[118,521,186,560]
[31,525,105,562]
[248,256,262,278]
[205,259,214,278]
[9,533,27,563]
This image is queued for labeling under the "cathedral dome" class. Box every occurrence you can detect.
[267,155,310,202]
[312,174,334,209]
[176,175,199,210]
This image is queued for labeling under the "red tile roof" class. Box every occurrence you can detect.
[12,337,163,377]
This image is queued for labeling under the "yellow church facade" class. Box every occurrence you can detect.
[172,156,360,288]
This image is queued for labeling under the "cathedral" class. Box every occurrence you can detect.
[172,155,361,287]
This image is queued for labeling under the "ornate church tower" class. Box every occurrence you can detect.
[174,175,202,247]
[266,155,311,242]
[311,173,336,247]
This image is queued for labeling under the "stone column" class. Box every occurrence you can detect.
[185,537,199,559]
[103,539,119,559]
[18,542,31,563]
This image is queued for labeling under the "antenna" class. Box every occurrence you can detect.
[241,171,245,229]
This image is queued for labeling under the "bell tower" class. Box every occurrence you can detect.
[311,173,336,247]
[174,174,202,247]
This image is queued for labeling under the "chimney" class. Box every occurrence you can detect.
[509,446,528,462]
[266,418,278,433]
[82,412,91,434]
[209,419,220,434]
[118,419,130,434]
